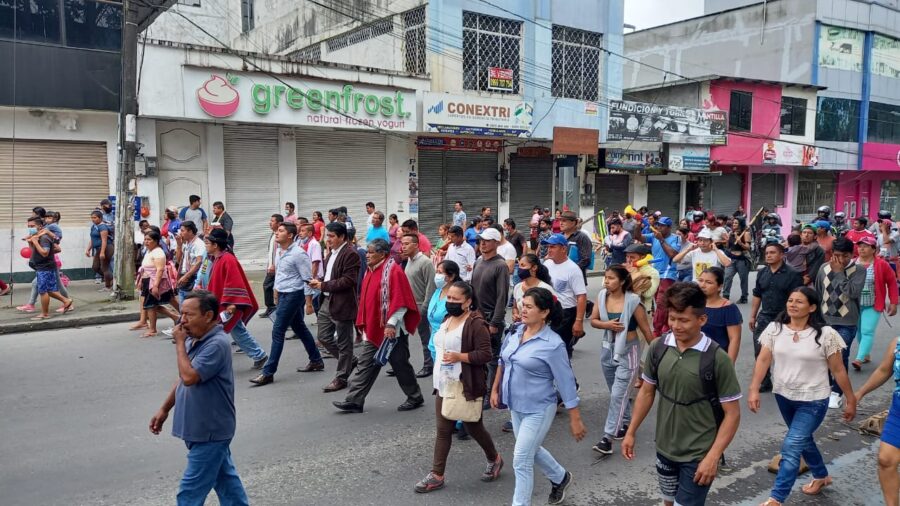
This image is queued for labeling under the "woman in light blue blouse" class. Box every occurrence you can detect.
[491,287,587,506]
[427,260,461,362]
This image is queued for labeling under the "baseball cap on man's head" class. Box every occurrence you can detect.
[478,228,502,242]
[624,243,651,255]
[540,233,569,246]
[697,229,713,240]
[657,217,673,227]
[856,236,877,247]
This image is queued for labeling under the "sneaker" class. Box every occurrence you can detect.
[161,327,174,337]
[829,392,843,409]
[481,455,503,482]
[548,471,572,505]
[592,437,613,455]
[614,424,629,440]
[234,348,245,354]
[414,472,445,494]
[16,304,36,312]
[94,278,102,284]
[737,297,748,304]
[501,420,514,433]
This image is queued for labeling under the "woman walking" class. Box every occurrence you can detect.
[492,287,586,505]
[415,281,503,493]
[135,230,178,337]
[697,267,742,363]
[851,236,898,370]
[724,218,751,303]
[427,261,462,360]
[748,286,856,506]
[511,254,555,323]
[312,211,325,242]
[854,336,900,506]
[87,210,113,290]
[589,265,654,455]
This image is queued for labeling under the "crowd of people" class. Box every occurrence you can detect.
[16,195,899,505]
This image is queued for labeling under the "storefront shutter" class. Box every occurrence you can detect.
[509,156,553,231]
[648,180,681,220]
[705,174,743,217]
[223,126,280,268]
[0,139,109,227]
[296,129,386,228]
[594,174,630,216]
[750,173,786,217]
[444,151,498,229]
[417,149,445,239]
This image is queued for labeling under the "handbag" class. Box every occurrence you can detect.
[440,380,482,422]
[375,335,397,366]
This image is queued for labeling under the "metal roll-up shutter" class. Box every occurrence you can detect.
[224,126,280,268]
[509,156,552,230]
[706,174,743,217]
[648,180,681,219]
[750,173,785,216]
[594,174,629,216]
[0,139,109,226]
[296,129,386,224]
[418,150,446,239]
[444,151,498,227]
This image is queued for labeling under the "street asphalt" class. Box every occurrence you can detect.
[1,274,895,505]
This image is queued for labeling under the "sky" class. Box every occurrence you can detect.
[623,0,706,31]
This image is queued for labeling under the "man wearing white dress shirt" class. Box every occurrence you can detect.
[445,225,476,282]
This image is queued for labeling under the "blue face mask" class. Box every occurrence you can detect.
[27,227,38,235]
[434,274,446,289]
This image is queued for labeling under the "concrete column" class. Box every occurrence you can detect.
[278,128,297,208]
[206,124,226,205]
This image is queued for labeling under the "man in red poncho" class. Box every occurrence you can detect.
[333,238,424,413]
[205,228,268,369]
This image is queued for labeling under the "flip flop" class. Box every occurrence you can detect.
[62,302,75,314]
[140,331,158,338]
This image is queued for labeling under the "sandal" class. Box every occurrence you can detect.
[140,331,158,338]
[801,476,832,495]
[62,301,75,314]
[129,323,148,331]
[760,499,781,506]
[851,359,863,371]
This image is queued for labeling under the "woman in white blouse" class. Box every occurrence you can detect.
[748,286,857,506]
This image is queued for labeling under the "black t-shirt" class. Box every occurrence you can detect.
[508,231,527,258]
[29,235,57,271]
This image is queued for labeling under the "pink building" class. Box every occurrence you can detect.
[836,143,900,220]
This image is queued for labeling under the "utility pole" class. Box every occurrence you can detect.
[112,0,139,301]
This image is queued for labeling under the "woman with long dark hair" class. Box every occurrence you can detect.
[135,230,178,337]
[492,287,586,505]
[511,253,555,322]
[697,266,742,363]
[312,211,325,242]
[749,286,856,506]
[588,264,654,455]
[723,217,751,303]
[427,260,462,359]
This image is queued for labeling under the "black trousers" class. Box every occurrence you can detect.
[262,272,275,310]
[752,313,775,389]
[485,323,504,401]
[553,307,578,359]
[345,330,424,407]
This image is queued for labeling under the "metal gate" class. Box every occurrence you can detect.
[705,174,744,217]
[509,156,552,230]
[648,180,681,219]
[750,173,786,216]
[416,150,498,240]
[594,174,630,216]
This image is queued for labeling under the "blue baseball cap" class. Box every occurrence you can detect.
[657,217,673,227]
[540,233,569,246]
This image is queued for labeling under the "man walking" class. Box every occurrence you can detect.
[175,221,205,303]
[250,223,322,386]
[309,222,361,393]
[445,225,476,282]
[401,219,432,257]
[542,234,587,357]
[640,217,681,337]
[210,202,234,248]
[471,227,509,394]
[260,214,283,318]
[179,195,209,235]
[749,243,803,392]
[559,211,593,283]
[801,224,825,286]
[814,238,865,408]
[333,239,424,413]
[298,223,323,310]
[400,233,436,378]
[366,211,390,245]
[452,201,467,228]
[149,291,250,506]
[26,216,73,319]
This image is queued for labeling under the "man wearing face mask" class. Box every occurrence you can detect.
[283,202,299,225]
[401,234,437,378]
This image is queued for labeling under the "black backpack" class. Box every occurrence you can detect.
[649,337,724,429]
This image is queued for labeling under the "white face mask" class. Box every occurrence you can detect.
[434,274,446,289]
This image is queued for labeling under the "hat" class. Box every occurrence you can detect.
[801,223,817,231]
[814,220,831,230]
[624,243,651,255]
[657,217,673,227]
[540,233,569,246]
[856,236,877,247]
[166,205,178,213]
[478,228,502,242]
[559,211,579,222]
[653,211,662,217]
[697,229,713,240]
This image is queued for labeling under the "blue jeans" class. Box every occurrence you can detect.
[511,403,566,506]
[230,320,267,361]
[676,268,692,282]
[178,288,191,304]
[770,395,829,503]
[263,290,321,376]
[178,439,249,506]
[829,324,856,395]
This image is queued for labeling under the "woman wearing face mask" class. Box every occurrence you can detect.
[588,264,654,456]
[512,254,555,322]
[415,281,503,494]
[427,261,462,360]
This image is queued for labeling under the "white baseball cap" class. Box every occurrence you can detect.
[479,228,502,242]
[698,229,713,240]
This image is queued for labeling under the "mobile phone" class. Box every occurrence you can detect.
[219,310,233,323]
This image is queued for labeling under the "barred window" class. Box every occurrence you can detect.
[462,11,522,93]
[326,18,393,52]
[403,6,426,74]
[289,44,321,62]
[551,25,601,101]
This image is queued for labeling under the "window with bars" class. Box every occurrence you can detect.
[462,11,522,93]
[729,90,752,132]
[290,44,321,62]
[551,25,601,101]
[326,18,393,52]
[780,96,806,136]
[403,6,426,74]
[241,0,253,33]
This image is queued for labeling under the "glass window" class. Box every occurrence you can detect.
[402,6,425,74]
[780,96,807,136]
[551,25,602,101]
[462,11,521,93]
[729,90,752,131]
[815,97,860,142]
[241,0,253,33]
[868,101,900,145]
[880,181,900,221]
[15,0,61,44]
[64,0,121,51]
[1,0,14,39]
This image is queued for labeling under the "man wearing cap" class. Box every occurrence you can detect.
[624,243,659,312]
[604,218,633,266]
[801,224,825,286]
[471,227,510,393]
[543,233,587,357]
[639,217,681,337]
[672,229,732,281]
[559,210,593,284]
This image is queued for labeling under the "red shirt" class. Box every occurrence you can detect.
[845,229,875,257]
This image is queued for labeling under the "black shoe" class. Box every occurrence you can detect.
[548,471,572,505]
[252,355,268,370]
[614,424,629,440]
[332,400,363,413]
[415,367,432,378]
[398,399,424,411]
[259,308,274,318]
[249,374,273,386]
[501,420,514,433]
[385,369,396,377]
[483,398,492,411]
[457,424,470,441]
[592,437,613,455]
[738,297,748,304]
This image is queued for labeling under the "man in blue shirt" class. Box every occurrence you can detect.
[179,195,209,235]
[452,200,467,228]
[149,291,249,506]
[365,211,390,245]
[250,222,321,385]
[640,216,681,337]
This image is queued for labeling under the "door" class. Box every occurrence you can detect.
[648,180,681,219]
[509,156,553,230]
[416,150,498,240]
[705,174,743,218]
[157,122,209,216]
[750,173,786,216]
[417,149,445,239]
[594,174,630,217]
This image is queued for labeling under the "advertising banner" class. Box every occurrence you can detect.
[862,142,900,171]
[668,145,710,172]
[488,67,514,92]
[818,25,865,72]
[872,34,900,78]
[607,99,727,145]
[605,149,663,170]
[182,67,417,131]
[761,141,819,166]
[423,92,534,137]
[416,137,504,152]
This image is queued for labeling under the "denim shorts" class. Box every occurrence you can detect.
[656,453,710,506]
[36,270,58,294]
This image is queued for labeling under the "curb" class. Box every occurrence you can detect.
[0,311,140,335]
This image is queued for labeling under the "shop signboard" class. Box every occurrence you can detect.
[872,34,900,78]
[607,99,727,145]
[487,67,514,92]
[818,24,865,72]
[761,141,819,166]
[423,92,534,137]
[416,137,503,152]
[605,149,663,170]
[183,67,417,131]
[668,145,710,172]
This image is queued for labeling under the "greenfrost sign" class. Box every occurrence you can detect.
[185,67,418,132]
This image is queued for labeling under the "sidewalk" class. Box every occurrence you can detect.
[0,272,269,335]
